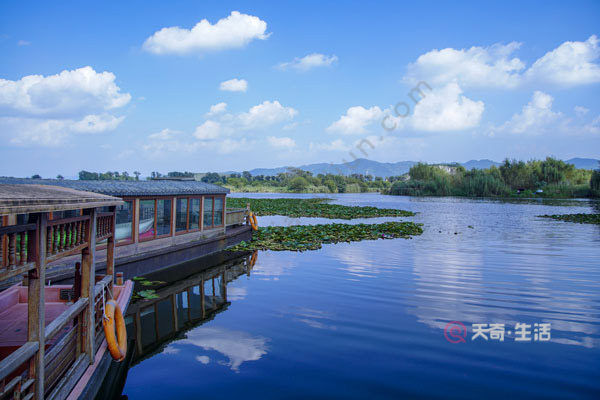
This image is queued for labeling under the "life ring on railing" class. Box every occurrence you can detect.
[249,212,258,231]
[103,300,127,362]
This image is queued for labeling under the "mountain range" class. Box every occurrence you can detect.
[233,158,599,178]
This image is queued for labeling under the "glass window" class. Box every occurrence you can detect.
[203,197,213,227]
[115,201,133,242]
[139,200,155,240]
[51,210,80,220]
[214,197,223,226]
[190,198,200,230]
[157,199,172,236]
[175,198,188,232]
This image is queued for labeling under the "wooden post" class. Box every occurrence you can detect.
[221,272,227,303]
[81,208,97,364]
[106,206,116,291]
[171,293,178,332]
[134,310,143,357]
[27,212,46,400]
[133,198,140,244]
[200,280,205,319]
[200,196,204,232]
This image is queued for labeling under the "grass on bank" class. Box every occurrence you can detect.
[538,213,600,225]
[227,197,414,219]
[228,222,424,252]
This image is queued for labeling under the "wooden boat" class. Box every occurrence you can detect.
[0,184,133,400]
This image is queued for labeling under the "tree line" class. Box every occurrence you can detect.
[387,158,599,198]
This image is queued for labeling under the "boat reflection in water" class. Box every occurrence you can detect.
[97,250,257,399]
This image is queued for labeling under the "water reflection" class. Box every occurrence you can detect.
[125,251,259,365]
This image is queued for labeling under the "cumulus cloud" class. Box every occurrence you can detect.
[237,100,297,129]
[405,42,524,88]
[0,66,130,146]
[143,11,269,55]
[267,136,296,149]
[526,35,600,86]
[219,78,247,92]
[492,91,563,135]
[405,36,600,89]
[327,106,384,135]
[148,128,180,140]
[410,83,484,131]
[194,120,221,140]
[142,100,297,156]
[207,102,227,116]
[574,105,589,117]
[309,139,351,152]
[277,53,338,71]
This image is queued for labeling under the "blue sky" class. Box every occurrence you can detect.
[1,0,599,178]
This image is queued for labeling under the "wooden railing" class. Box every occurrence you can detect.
[0,341,38,400]
[0,223,37,281]
[225,208,247,227]
[43,298,88,399]
[46,216,90,263]
[96,213,114,241]
[93,275,113,350]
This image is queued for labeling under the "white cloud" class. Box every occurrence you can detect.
[327,106,384,135]
[410,82,484,131]
[278,53,338,71]
[219,78,247,92]
[70,114,124,133]
[0,66,130,146]
[309,139,351,152]
[194,120,221,140]
[0,66,130,117]
[148,128,180,140]
[267,136,296,149]
[143,11,269,55]
[405,36,600,89]
[237,100,297,130]
[405,42,524,88]
[492,91,563,135]
[207,102,227,116]
[17,40,30,46]
[526,35,600,86]
[575,105,589,117]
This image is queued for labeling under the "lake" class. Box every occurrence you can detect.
[121,193,600,399]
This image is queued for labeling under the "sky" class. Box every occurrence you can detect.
[0,0,599,178]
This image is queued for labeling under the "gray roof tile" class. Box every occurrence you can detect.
[0,178,229,197]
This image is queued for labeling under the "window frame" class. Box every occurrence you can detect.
[174,196,203,235]
[202,195,225,229]
[139,196,174,242]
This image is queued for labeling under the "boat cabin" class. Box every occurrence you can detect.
[0,179,249,287]
[0,184,133,400]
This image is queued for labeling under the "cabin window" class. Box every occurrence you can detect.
[50,210,80,220]
[190,198,200,230]
[214,197,224,226]
[203,197,213,227]
[175,198,188,232]
[116,201,133,243]
[139,200,155,240]
[156,199,172,236]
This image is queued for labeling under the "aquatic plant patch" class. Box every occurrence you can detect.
[132,277,166,300]
[227,197,414,219]
[538,213,600,225]
[228,222,423,252]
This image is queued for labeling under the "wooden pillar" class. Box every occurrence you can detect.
[170,197,176,237]
[221,271,227,303]
[106,206,116,290]
[134,310,143,356]
[200,280,205,319]
[28,212,46,399]
[199,196,204,232]
[171,293,178,332]
[81,207,97,364]
[133,198,140,244]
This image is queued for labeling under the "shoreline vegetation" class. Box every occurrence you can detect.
[227,197,415,219]
[539,213,600,225]
[228,222,424,252]
[387,158,600,199]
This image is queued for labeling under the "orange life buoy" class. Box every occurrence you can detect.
[249,212,258,231]
[250,250,258,267]
[103,300,127,362]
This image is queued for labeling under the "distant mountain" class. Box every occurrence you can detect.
[225,157,599,178]
[565,158,600,170]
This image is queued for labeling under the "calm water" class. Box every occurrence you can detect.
[121,194,600,399]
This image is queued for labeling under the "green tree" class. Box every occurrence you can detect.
[288,176,309,192]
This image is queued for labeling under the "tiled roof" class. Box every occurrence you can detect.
[0,178,229,197]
